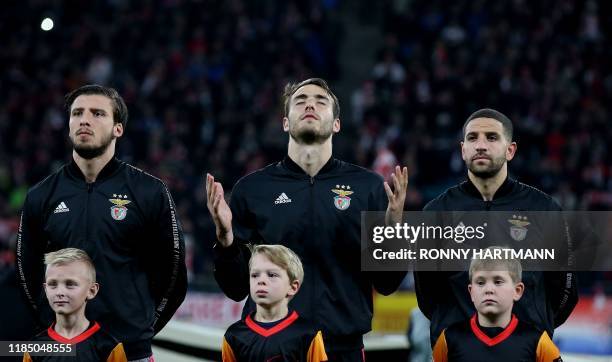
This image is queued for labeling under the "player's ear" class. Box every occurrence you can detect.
[87,282,100,300]
[332,118,340,133]
[287,279,300,297]
[513,282,524,301]
[468,283,475,303]
[506,141,517,161]
[460,141,466,161]
[114,122,124,138]
[282,117,290,132]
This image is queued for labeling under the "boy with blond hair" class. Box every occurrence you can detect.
[24,248,126,362]
[222,244,327,361]
[433,247,562,362]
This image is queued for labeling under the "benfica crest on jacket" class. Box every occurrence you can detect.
[331,185,353,210]
[109,195,131,221]
[508,215,530,241]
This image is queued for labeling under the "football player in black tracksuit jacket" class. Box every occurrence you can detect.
[414,109,578,347]
[17,85,187,361]
[206,78,409,361]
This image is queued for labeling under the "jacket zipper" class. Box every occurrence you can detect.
[86,183,93,243]
[484,200,491,210]
[309,176,315,321]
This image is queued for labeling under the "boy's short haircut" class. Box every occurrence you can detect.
[44,248,96,283]
[249,244,304,284]
[469,246,522,284]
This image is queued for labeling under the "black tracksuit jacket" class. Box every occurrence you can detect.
[17,158,187,360]
[214,156,406,352]
[415,177,578,346]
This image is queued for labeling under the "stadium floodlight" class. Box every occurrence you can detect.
[41,18,54,31]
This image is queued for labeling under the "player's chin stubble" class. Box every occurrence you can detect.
[70,132,115,160]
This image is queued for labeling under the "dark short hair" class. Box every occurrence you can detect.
[463,108,513,141]
[282,78,340,119]
[64,85,128,128]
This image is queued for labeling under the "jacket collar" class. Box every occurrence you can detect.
[281,155,339,176]
[67,157,122,182]
[459,176,515,200]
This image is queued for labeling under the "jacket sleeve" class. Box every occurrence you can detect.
[16,193,47,328]
[213,181,255,302]
[367,179,407,295]
[543,199,578,328]
[148,183,188,334]
[545,271,578,328]
[412,199,433,319]
[414,200,456,338]
[414,271,446,320]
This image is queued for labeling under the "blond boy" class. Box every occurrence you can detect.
[433,247,563,362]
[222,244,327,361]
[24,248,126,362]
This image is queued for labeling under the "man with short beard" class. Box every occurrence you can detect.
[206,78,408,361]
[414,108,578,348]
[17,85,187,362]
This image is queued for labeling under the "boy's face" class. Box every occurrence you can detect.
[249,253,299,308]
[468,270,524,318]
[44,261,99,316]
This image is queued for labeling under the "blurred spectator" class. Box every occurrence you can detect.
[0,0,610,296]
[407,307,432,362]
[0,0,342,292]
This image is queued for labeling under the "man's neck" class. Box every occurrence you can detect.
[73,148,115,183]
[55,313,90,339]
[254,303,289,323]
[287,137,332,177]
[468,166,508,201]
[477,311,512,328]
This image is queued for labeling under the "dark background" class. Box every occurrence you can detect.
[0,0,610,343]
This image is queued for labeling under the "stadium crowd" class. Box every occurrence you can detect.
[0,0,610,293]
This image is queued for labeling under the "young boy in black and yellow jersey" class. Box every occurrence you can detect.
[24,248,126,362]
[222,244,327,362]
[433,247,562,362]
